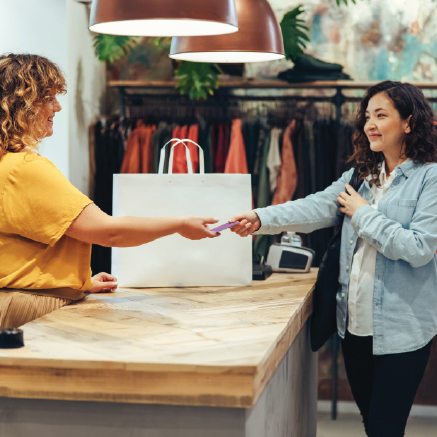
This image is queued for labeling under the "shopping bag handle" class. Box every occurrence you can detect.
[158,138,205,175]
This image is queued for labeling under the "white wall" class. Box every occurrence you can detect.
[0,0,106,194]
[68,0,106,195]
[0,0,69,176]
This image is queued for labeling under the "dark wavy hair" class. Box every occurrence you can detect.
[348,80,437,186]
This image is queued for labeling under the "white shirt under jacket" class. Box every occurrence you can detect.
[347,160,405,336]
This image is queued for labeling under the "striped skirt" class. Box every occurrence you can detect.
[0,290,74,328]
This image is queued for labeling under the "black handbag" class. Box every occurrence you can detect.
[310,168,363,352]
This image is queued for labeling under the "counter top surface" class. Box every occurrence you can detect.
[0,271,317,407]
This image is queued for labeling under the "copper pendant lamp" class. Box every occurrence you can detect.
[169,0,284,63]
[89,0,239,37]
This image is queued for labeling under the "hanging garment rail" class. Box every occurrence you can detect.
[120,94,344,122]
[109,80,437,121]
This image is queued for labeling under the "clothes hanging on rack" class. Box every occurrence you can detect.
[215,122,231,173]
[187,124,199,172]
[172,125,186,173]
[242,120,260,175]
[91,118,126,274]
[272,120,297,206]
[90,96,359,272]
[254,130,274,263]
[224,119,248,174]
[266,127,282,194]
[141,124,156,173]
[198,117,214,173]
[152,121,174,173]
[121,122,156,174]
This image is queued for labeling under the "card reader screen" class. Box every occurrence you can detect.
[279,251,308,270]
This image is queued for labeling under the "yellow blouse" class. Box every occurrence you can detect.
[0,152,93,300]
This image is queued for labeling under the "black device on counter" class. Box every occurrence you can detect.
[252,263,273,280]
[253,255,273,280]
[0,328,24,348]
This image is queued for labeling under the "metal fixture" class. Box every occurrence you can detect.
[89,0,239,37]
[169,0,284,63]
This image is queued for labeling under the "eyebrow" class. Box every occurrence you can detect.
[365,108,387,114]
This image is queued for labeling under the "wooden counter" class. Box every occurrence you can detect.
[0,272,316,409]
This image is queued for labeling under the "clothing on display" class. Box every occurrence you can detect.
[224,119,248,174]
[90,99,357,273]
[272,120,297,206]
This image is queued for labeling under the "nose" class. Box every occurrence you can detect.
[53,97,62,112]
[365,118,376,132]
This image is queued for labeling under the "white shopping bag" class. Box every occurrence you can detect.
[112,139,252,287]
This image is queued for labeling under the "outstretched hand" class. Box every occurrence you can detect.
[178,216,220,240]
[88,272,118,293]
[228,211,261,237]
[337,184,368,217]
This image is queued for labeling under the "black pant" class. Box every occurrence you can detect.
[341,331,432,437]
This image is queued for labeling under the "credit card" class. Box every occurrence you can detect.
[210,222,239,232]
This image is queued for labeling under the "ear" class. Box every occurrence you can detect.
[404,115,412,134]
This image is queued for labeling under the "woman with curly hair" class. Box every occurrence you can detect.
[0,53,218,329]
[229,80,437,436]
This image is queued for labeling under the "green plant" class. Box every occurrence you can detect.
[335,0,363,5]
[280,6,310,62]
[93,34,138,63]
[150,37,172,52]
[174,61,222,100]
[92,34,221,99]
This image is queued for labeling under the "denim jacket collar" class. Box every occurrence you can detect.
[364,159,418,183]
[397,159,419,178]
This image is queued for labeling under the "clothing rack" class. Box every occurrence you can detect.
[107,80,437,421]
[109,79,437,122]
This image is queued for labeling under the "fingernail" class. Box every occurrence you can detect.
[216,232,221,235]
[214,217,219,221]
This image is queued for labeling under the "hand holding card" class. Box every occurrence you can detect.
[228,211,261,237]
[210,222,239,232]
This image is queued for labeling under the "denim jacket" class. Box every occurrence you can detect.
[254,160,437,354]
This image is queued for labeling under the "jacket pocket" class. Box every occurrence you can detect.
[388,199,418,228]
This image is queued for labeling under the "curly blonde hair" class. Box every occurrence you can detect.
[0,53,66,159]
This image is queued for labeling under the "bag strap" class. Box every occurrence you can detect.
[349,167,364,192]
[158,139,205,175]
[335,168,364,234]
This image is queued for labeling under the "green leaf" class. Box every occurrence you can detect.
[337,0,362,6]
[150,37,172,52]
[174,61,221,100]
[93,34,138,63]
[280,6,310,62]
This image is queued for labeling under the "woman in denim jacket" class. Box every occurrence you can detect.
[230,81,437,437]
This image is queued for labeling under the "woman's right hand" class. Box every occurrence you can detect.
[178,216,220,240]
[229,211,261,237]
[88,272,118,293]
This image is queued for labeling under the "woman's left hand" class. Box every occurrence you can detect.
[337,184,369,217]
[88,272,118,293]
